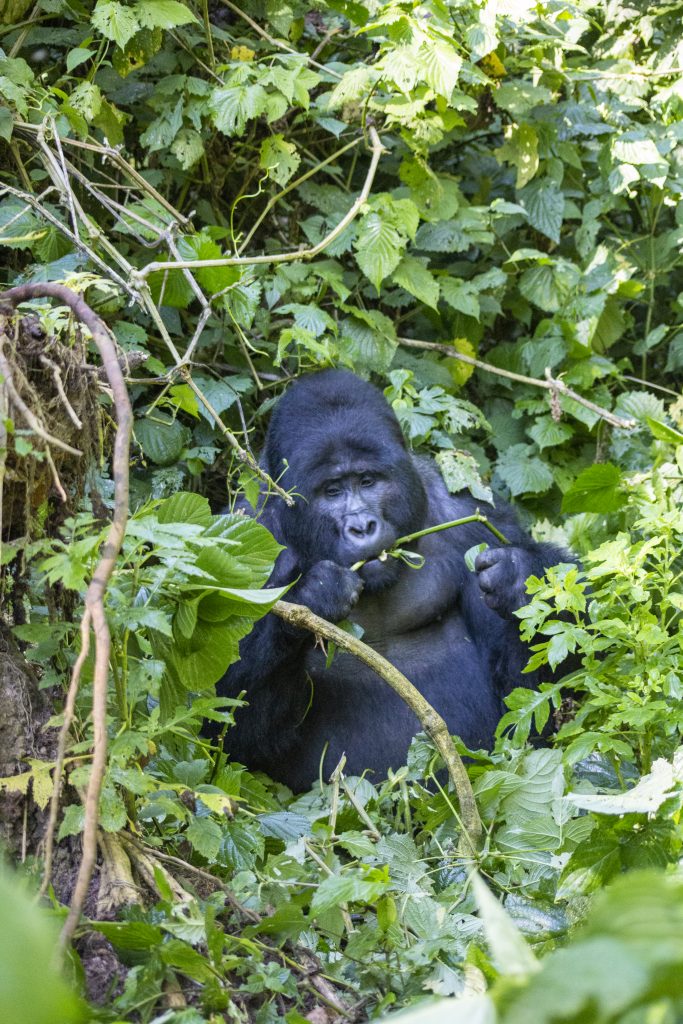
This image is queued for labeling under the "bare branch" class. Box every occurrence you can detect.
[135,126,386,281]
[272,600,482,854]
[398,336,636,431]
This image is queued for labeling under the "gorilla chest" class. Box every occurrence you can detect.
[302,612,481,690]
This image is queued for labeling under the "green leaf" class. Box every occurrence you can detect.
[257,812,312,841]
[171,127,204,169]
[528,416,574,450]
[561,463,624,514]
[419,39,461,98]
[436,449,493,503]
[440,278,480,318]
[0,105,12,142]
[496,444,554,496]
[260,134,301,186]
[495,123,539,189]
[354,212,403,291]
[91,0,140,48]
[157,492,212,527]
[0,867,86,1024]
[66,47,95,73]
[69,82,102,122]
[391,256,439,309]
[186,816,222,860]
[519,262,575,313]
[518,179,564,243]
[647,417,683,443]
[135,413,190,466]
[613,135,661,165]
[211,83,267,136]
[557,835,622,899]
[471,873,539,976]
[135,0,196,29]
[310,872,389,916]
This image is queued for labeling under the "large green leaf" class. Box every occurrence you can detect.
[496,444,554,496]
[561,463,624,514]
[354,212,403,291]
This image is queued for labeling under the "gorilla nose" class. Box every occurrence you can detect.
[344,515,378,541]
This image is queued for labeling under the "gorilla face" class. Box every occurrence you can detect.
[263,372,427,589]
[308,458,406,590]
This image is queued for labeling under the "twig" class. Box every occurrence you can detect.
[44,446,67,503]
[237,135,362,254]
[398,336,637,430]
[217,0,342,78]
[39,355,83,429]
[135,126,386,281]
[351,514,509,571]
[0,283,133,958]
[272,600,482,854]
[179,366,295,506]
[125,840,262,922]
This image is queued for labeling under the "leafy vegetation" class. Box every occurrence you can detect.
[2,0,683,1020]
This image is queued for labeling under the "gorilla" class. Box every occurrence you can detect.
[216,370,567,792]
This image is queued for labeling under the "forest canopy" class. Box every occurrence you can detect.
[2,0,683,1021]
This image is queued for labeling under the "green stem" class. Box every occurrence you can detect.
[351,514,509,572]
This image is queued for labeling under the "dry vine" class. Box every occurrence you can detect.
[0,282,133,956]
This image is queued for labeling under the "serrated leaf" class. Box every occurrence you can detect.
[496,444,554,496]
[211,83,267,136]
[91,0,140,48]
[157,492,212,527]
[472,873,539,976]
[495,123,539,189]
[518,179,564,243]
[519,262,575,313]
[135,0,196,29]
[186,816,222,860]
[440,278,480,318]
[257,812,312,841]
[528,416,574,450]
[561,463,624,514]
[260,133,300,186]
[354,212,403,291]
[135,413,190,466]
[419,39,461,98]
[613,136,661,165]
[436,449,493,503]
[391,255,439,308]
[171,127,204,169]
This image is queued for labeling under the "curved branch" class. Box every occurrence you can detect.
[0,282,133,957]
[271,600,483,855]
[135,126,386,281]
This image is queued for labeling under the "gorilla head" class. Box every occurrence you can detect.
[263,370,427,591]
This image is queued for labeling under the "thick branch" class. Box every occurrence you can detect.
[398,336,636,430]
[271,600,482,853]
[135,126,386,281]
[0,282,133,957]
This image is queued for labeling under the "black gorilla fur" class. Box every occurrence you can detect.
[216,370,568,792]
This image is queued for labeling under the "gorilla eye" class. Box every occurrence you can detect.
[360,474,376,488]
[324,482,342,498]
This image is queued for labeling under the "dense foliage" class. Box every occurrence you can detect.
[2,0,683,1020]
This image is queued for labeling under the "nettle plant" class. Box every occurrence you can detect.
[500,453,683,775]
[18,492,286,850]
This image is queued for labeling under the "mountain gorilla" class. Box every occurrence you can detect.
[216,370,568,792]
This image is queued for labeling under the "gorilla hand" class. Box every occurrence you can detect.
[291,560,364,623]
[475,547,533,619]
